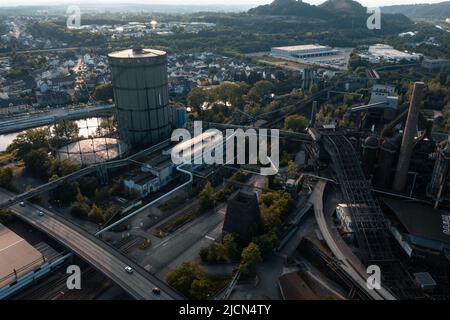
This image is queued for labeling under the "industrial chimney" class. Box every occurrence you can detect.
[393,82,425,192]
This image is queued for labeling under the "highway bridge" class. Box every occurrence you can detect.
[0,104,115,134]
[0,189,183,300]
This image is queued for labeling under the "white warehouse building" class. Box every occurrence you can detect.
[270,44,340,59]
[367,44,422,62]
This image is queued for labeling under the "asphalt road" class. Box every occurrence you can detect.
[0,189,183,300]
[140,205,227,278]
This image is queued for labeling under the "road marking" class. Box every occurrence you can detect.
[205,235,215,241]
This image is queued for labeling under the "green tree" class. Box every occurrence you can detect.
[254,232,278,257]
[230,171,250,183]
[246,80,273,102]
[104,205,120,222]
[187,87,209,113]
[284,114,308,132]
[348,53,363,71]
[223,233,240,261]
[205,242,230,264]
[0,209,14,224]
[264,100,281,113]
[287,160,299,178]
[197,182,216,214]
[52,180,79,205]
[239,242,262,275]
[52,120,79,140]
[78,176,99,197]
[260,191,295,234]
[7,128,50,160]
[261,205,283,234]
[243,101,262,116]
[290,88,302,98]
[93,83,113,102]
[190,278,212,300]
[95,187,110,203]
[96,118,116,136]
[212,82,249,108]
[23,148,52,179]
[89,204,105,223]
[51,159,80,177]
[70,201,90,219]
[0,168,14,189]
[166,261,211,299]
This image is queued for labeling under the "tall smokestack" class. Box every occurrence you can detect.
[393,82,425,192]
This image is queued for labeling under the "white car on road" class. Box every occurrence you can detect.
[125,266,134,274]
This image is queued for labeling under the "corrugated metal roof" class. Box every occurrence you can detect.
[383,198,450,245]
[0,224,44,288]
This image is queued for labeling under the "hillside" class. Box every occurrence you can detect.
[248,0,332,19]
[319,0,366,16]
[381,1,450,19]
[248,0,413,33]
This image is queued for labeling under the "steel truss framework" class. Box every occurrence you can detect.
[323,130,423,299]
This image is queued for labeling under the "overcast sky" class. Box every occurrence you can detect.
[0,0,446,8]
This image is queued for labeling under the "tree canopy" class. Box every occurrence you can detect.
[166,261,212,300]
[284,114,308,133]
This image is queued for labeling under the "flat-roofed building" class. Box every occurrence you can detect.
[123,170,160,196]
[0,224,44,288]
[383,198,450,262]
[368,44,421,62]
[124,154,175,197]
[369,84,398,109]
[271,44,339,59]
